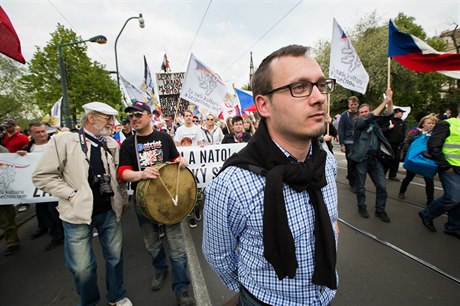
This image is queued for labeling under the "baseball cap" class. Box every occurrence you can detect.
[393,108,406,113]
[1,119,16,127]
[125,101,151,113]
[82,102,118,116]
[121,118,130,125]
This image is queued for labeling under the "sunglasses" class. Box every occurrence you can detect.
[193,120,199,123]
[128,111,144,119]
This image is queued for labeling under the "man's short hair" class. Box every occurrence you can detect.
[348,96,359,104]
[359,103,371,111]
[251,45,311,99]
[231,115,243,125]
[28,122,44,130]
[184,110,193,116]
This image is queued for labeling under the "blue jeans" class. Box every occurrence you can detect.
[355,156,387,212]
[62,210,125,306]
[133,202,191,296]
[239,285,269,306]
[421,170,460,231]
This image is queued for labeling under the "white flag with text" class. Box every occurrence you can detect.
[180,53,228,115]
[329,18,369,94]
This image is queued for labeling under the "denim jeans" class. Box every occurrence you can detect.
[133,202,191,296]
[355,156,387,212]
[239,285,269,306]
[62,210,125,306]
[421,170,460,232]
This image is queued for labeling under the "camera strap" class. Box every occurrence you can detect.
[78,128,111,177]
[78,128,112,157]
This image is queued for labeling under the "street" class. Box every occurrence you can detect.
[1,151,460,306]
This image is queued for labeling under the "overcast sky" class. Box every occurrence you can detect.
[3,0,459,90]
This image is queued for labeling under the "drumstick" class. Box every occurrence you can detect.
[175,162,180,205]
[158,176,178,206]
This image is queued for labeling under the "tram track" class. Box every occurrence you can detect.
[338,217,460,285]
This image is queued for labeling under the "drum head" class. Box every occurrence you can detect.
[136,163,197,224]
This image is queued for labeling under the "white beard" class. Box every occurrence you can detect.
[93,123,113,137]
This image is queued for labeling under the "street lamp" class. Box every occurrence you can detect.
[58,35,107,128]
[114,14,145,89]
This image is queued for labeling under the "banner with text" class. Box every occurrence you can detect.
[155,72,189,117]
[0,143,246,205]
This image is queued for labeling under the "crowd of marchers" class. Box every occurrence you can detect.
[1,44,459,306]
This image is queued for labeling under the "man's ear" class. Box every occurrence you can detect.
[87,114,95,124]
[255,95,271,119]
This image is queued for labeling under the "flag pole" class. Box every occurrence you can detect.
[387,57,391,89]
[172,97,181,137]
[326,93,331,135]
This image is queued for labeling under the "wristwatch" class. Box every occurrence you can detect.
[67,190,77,200]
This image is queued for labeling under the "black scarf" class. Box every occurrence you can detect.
[220,120,337,289]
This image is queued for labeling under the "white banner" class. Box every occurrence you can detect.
[0,143,246,204]
[329,18,369,94]
[0,153,57,205]
[180,53,228,115]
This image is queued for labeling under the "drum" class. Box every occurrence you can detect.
[136,163,197,224]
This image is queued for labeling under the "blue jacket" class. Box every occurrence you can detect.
[338,110,358,146]
[349,113,393,163]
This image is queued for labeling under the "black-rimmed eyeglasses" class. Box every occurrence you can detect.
[128,111,144,119]
[262,78,335,98]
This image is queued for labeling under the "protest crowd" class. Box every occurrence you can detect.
[1,43,460,306]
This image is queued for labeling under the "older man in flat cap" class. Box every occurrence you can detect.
[32,102,132,306]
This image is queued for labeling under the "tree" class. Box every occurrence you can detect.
[22,24,120,126]
[0,56,39,128]
[313,12,454,123]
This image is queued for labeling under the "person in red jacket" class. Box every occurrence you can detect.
[1,119,29,153]
[0,118,28,256]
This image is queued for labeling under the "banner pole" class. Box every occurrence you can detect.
[387,57,391,89]
[326,93,331,135]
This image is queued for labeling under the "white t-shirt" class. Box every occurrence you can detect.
[174,125,204,146]
[31,143,47,153]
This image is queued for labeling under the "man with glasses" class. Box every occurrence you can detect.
[201,114,224,145]
[203,45,338,305]
[33,102,132,306]
[118,102,195,306]
[174,110,204,147]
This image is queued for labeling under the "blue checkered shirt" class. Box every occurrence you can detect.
[203,146,338,306]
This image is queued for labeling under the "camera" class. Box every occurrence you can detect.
[91,174,114,199]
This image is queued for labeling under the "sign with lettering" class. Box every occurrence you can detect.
[0,143,246,204]
[155,72,189,117]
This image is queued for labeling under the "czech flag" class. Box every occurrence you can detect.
[388,20,460,79]
[234,88,256,114]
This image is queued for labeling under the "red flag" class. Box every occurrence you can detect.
[161,53,170,72]
[0,6,25,64]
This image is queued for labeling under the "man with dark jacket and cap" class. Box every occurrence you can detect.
[382,108,406,181]
[118,101,195,306]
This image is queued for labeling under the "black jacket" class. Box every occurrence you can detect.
[382,117,406,145]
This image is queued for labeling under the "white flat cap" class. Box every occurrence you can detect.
[82,102,118,116]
